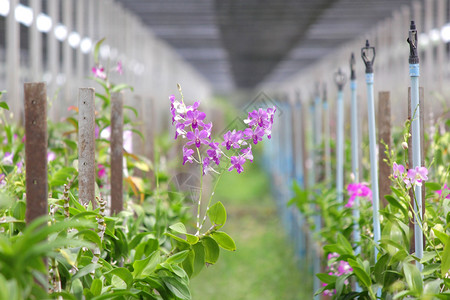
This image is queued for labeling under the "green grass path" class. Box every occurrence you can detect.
[190,163,311,299]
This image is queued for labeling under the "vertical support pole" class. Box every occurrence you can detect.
[76,0,85,88]
[335,69,347,204]
[323,85,332,187]
[111,92,124,215]
[63,0,73,108]
[47,0,59,120]
[314,84,322,182]
[24,83,48,223]
[30,0,42,81]
[407,20,424,271]
[78,88,96,208]
[378,92,391,208]
[361,40,381,262]
[350,54,361,258]
[7,0,20,119]
[294,92,305,187]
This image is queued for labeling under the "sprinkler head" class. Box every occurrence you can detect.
[361,40,376,74]
[407,20,419,64]
[334,68,347,91]
[350,53,356,80]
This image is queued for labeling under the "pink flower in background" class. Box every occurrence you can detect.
[392,162,405,179]
[406,166,428,187]
[0,173,5,187]
[16,161,23,174]
[92,66,106,79]
[2,152,13,165]
[436,183,450,199]
[98,164,107,178]
[123,130,133,153]
[47,151,56,162]
[116,61,123,75]
[345,182,372,208]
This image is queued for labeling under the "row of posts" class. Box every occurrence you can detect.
[24,82,127,223]
[265,20,426,298]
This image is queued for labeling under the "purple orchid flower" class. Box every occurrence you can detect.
[245,108,269,128]
[92,66,106,79]
[206,142,221,165]
[392,162,405,178]
[3,152,13,165]
[241,146,253,162]
[185,109,206,129]
[222,130,244,150]
[186,128,209,148]
[183,147,195,165]
[244,127,265,145]
[345,182,372,208]
[228,156,246,174]
[98,164,107,178]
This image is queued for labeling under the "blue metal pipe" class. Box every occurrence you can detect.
[408,20,423,271]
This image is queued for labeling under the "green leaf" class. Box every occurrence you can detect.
[169,222,187,234]
[348,259,371,288]
[185,234,199,245]
[166,250,189,265]
[0,101,9,110]
[111,83,134,93]
[316,273,337,284]
[90,278,102,296]
[124,105,138,118]
[404,263,423,296]
[337,233,353,255]
[94,38,106,64]
[182,250,194,278]
[208,202,227,229]
[425,182,442,191]
[192,242,205,276]
[202,236,220,264]
[72,264,100,281]
[161,276,191,300]
[433,228,449,244]
[211,231,236,251]
[374,253,390,284]
[384,195,408,215]
[132,251,160,279]
[74,230,102,248]
[105,267,133,289]
[441,235,450,277]
[111,275,127,289]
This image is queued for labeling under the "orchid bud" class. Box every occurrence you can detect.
[401,142,408,149]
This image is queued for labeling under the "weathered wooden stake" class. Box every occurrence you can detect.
[407,87,425,254]
[24,82,48,223]
[111,92,124,215]
[378,91,391,208]
[78,88,96,208]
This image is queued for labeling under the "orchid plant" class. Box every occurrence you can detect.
[170,84,275,238]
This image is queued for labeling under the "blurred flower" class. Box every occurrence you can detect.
[436,184,450,199]
[116,61,123,75]
[16,161,23,174]
[393,162,405,179]
[92,66,106,79]
[123,130,133,153]
[2,152,13,165]
[401,142,408,149]
[47,151,56,162]
[0,173,5,187]
[346,182,372,208]
[98,164,106,178]
[406,166,428,187]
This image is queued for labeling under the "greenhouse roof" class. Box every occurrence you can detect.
[117,0,412,91]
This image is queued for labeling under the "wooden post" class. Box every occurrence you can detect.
[111,92,124,215]
[378,91,391,208]
[24,83,48,223]
[407,87,426,254]
[78,88,96,208]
